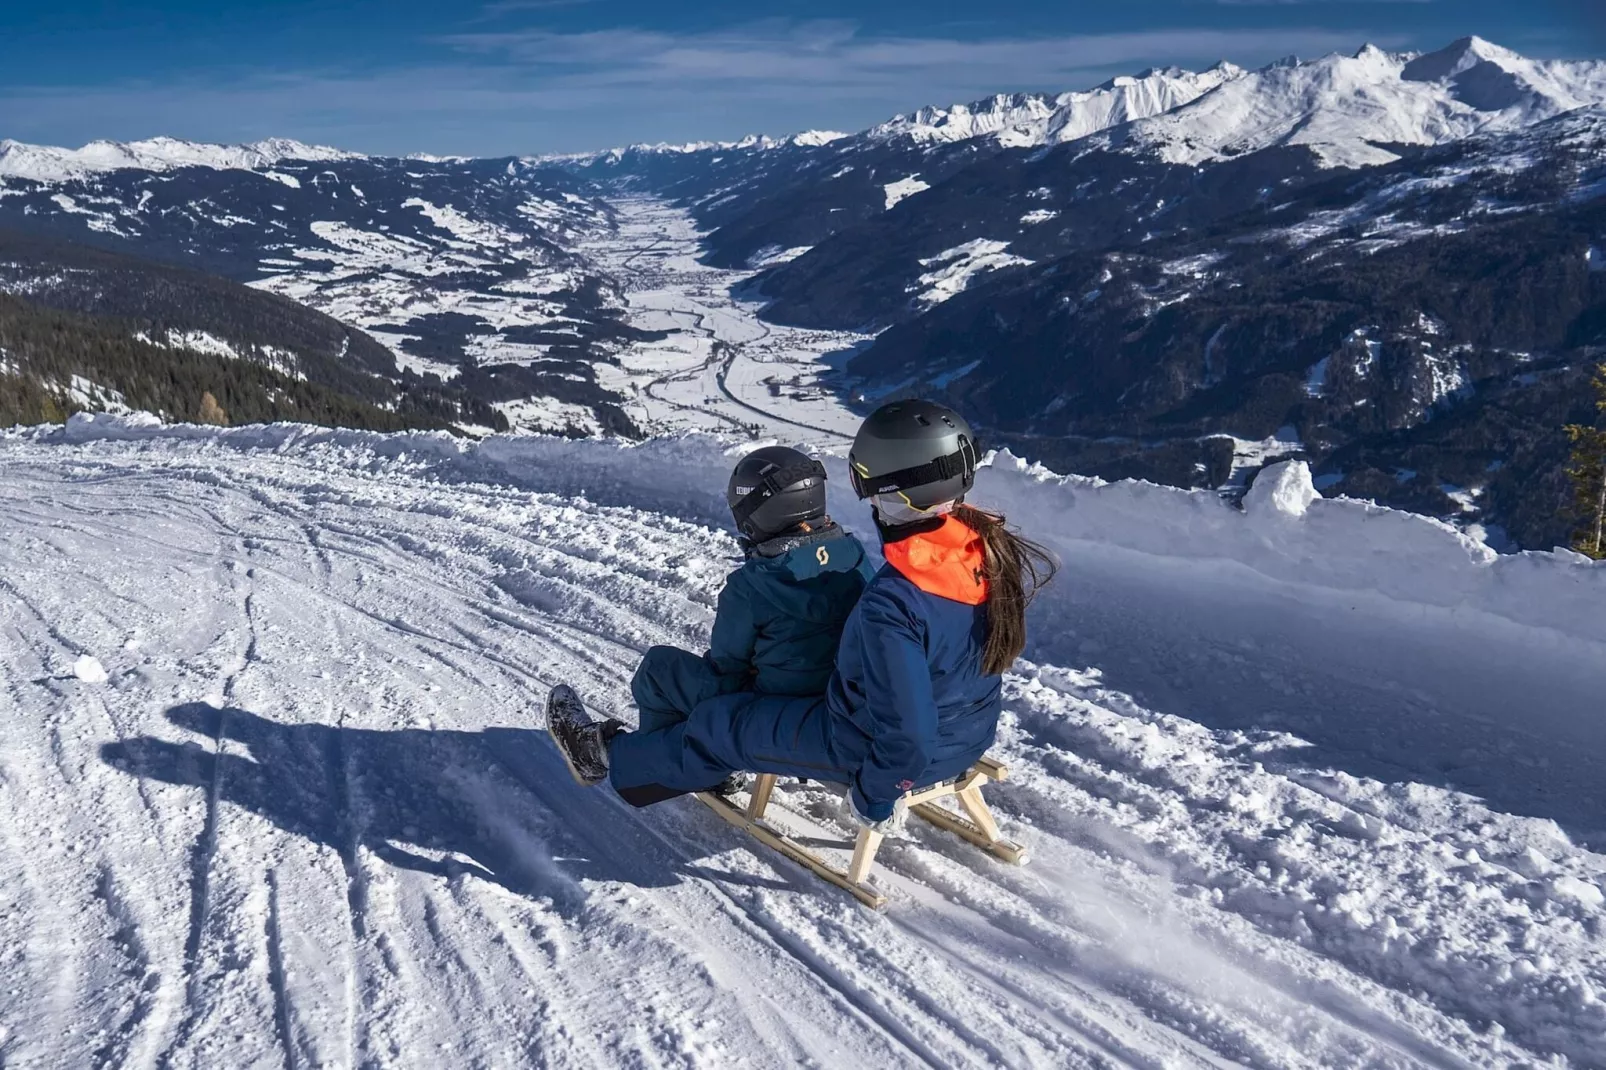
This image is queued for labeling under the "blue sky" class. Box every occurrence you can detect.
[1,1,1601,156]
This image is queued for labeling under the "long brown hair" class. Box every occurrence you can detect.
[953,504,1058,675]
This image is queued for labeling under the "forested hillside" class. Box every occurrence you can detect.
[0,230,507,433]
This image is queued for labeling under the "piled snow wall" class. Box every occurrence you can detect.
[479,430,1606,654]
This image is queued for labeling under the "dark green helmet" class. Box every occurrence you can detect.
[849,399,978,510]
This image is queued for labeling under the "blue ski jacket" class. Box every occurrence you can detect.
[708,525,876,697]
[827,516,1002,821]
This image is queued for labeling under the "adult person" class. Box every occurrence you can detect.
[545,399,1055,833]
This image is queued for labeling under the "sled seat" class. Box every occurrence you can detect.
[695,755,1027,910]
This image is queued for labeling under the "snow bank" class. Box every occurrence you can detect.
[979,451,1606,648]
[26,416,1606,650]
[482,430,1606,655]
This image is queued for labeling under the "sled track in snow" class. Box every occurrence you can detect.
[1,431,1603,1068]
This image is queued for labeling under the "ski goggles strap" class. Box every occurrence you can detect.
[730,458,828,528]
[850,438,975,500]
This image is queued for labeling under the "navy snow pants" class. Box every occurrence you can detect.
[630,645,744,735]
[609,690,867,807]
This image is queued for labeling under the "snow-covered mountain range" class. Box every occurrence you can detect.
[0,136,360,183]
[2,35,1603,547]
[1099,37,1606,168]
[865,63,1246,147]
[9,38,1600,186]
[589,37,1604,168]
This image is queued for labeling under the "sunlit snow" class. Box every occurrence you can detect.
[914,240,1033,306]
[882,176,930,210]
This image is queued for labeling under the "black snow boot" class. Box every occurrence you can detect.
[546,684,624,786]
[710,773,746,798]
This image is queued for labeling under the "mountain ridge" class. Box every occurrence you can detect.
[0,135,360,183]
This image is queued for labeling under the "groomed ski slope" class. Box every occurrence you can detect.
[2,415,1604,1069]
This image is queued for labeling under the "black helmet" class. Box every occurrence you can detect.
[849,399,978,509]
[727,445,829,541]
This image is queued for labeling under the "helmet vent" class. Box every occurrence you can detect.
[915,414,931,426]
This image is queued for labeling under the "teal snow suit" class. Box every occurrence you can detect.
[630,524,874,734]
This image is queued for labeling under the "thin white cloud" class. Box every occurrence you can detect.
[0,21,1411,155]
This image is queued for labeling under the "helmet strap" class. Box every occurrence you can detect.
[850,437,975,500]
[730,458,827,533]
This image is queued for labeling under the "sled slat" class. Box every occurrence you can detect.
[911,800,1028,865]
[746,773,777,820]
[695,791,889,910]
[975,756,1008,782]
[693,755,1019,908]
[848,828,883,886]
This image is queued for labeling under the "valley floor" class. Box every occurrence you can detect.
[584,197,866,447]
[1,421,1603,1068]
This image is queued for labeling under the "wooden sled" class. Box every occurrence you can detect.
[694,756,1028,910]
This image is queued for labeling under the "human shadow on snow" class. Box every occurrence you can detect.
[102,703,791,905]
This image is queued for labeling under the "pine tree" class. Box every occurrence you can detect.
[1564,363,1606,559]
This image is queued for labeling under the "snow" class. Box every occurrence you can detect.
[1551,876,1606,909]
[577,197,866,446]
[881,175,930,210]
[402,197,521,249]
[248,187,605,372]
[1424,352,1473,408]
[1019,209,1058,225]
[1105,37,1606,169]
[67,375,134,415]
[1304,356,1331,396]
[2,419,1604,1067]
[71,654,108,685]
[579,61,1235,162]
[494,397,602,436]
[789,130,849,147]
[746,244,812,268]
[914,240,1034,306]
[0,136,359,183]
[1243,458,1320,517]
[135,329,240,360]
[870,65,1244,147]
[1212,427,1307,487]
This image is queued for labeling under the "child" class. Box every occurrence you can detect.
[625,446,874,750]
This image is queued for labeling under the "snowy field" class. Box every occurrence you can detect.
[583,198,867,447]
[3,415,1605,1068]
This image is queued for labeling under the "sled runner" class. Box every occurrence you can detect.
[695,756,1027,910]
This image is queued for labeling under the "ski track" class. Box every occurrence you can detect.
[2,430,1600,1070]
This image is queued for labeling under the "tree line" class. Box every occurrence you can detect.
[0,292,483,433]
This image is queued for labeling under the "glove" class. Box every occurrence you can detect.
[846,783,907,836]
